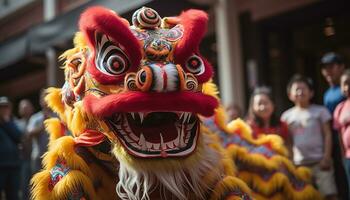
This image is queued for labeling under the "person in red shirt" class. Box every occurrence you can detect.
[334,69,350,193]
[246,87,292,156]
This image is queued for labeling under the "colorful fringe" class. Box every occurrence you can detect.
[204,109,322,200]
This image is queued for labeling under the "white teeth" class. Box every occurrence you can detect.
[181,112,192,123]
[146,141,153,149]
[129,132,139,141]
[175,123,185,147]
[175,125,181,146]
[179,126,186,148]
[139,112,144,124]
[186,122,196,131]
[131,112,136,120]
[138,133,145,145]
[138,133,147,151]
[179,112,184,120]
[141,142,147,151]
[182,113,187,123]
[153,143,160,150]
[187,113,192,123]
[111,111,198,154]
[166,141,174,148]
[173,136,179,146]
[173,141,178,148]
[124,135,133,143]
[160,133,165,150]
[130,112,145,124]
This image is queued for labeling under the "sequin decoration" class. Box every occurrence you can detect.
[49,158,70,191]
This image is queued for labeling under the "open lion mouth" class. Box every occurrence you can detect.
[106,112,199,158]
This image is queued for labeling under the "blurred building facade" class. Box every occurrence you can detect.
[236,0,350,113]
[0,0,349,113]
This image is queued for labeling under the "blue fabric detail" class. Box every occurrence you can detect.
[49,159,70,190]
[324,86,346,113]
[219,130,275,158]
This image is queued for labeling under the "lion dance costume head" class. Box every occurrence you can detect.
[77,6,217,159]
[31,6,253,200]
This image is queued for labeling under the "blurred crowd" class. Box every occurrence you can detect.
[0,52,350,200]
[218,52,350,200]
[0,89,53,200]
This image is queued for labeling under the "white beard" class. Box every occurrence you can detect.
[115,135,223,200]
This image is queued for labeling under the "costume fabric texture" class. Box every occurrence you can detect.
[208,105,322,200]
[31,6,320,200]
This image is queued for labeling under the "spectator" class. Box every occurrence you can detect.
[0,96,21,200]
[27,90,51,173]
[333,69,350,194]
[321,52,346,113]
[281,75,337,200]
[246,87,292,155]
[321,52,349,199]
[16,99,34,200]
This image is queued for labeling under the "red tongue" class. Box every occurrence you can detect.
[74,130,106,146]
[132,123,178,143]
[161,148,168,157]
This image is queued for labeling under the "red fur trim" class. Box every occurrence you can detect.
[79,6,141,84]
[163,16,181,28]
[74,130,106,146]
[173,10,212,83]
[83,91,218,118]
[175,9,208,62]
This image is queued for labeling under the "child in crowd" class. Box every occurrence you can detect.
[333,69,350,193]
[246,87,292,155]
[281,75,337,200]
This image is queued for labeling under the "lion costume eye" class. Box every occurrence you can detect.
[95,33,130,76]
[185,55,205,75]
[135,67,153,91]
